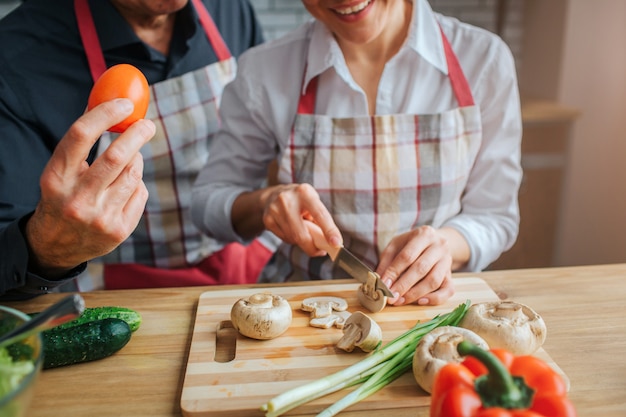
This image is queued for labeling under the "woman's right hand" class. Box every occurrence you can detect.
[262,183,342,257]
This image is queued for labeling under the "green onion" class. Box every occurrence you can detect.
[260,300,471,417]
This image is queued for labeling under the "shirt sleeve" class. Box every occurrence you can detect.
[191,50,281,243]
[442,36,523,272]
[0,74,84,299]
[0,215,86,301]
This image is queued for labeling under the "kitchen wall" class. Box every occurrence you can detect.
[521,0,626,267]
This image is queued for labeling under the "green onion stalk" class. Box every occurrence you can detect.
[260,300,471,417]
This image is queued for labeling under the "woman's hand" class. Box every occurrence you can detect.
[262,183,342,257]
[377,226,467,306]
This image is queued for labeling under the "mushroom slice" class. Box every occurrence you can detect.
[309,311,352,329]
[458,301,547,355]
[336,311,383,353]
[301,296,348,318]
[230,293,292,340]
[357,272,388,313]
[412,326,488,394]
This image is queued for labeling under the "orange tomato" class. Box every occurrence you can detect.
[87,64,150,133]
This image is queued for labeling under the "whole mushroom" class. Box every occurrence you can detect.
[230,293,292,340]
[458,300,547,355]
[412,326,488,394]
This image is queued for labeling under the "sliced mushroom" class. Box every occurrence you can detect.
[412,326,488,393]
[357,272,387,313]
[336,311,383,353]
[458,301,547,355]
[230,293,292,340]
[301,296,348,318]
[309,311,352,329]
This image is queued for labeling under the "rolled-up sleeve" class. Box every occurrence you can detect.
[191,51,281,243]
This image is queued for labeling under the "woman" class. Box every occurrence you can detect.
[191,0,522,306]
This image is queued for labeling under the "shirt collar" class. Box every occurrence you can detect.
[303,20,344,95]
[407,0,448,75]
[302,0,448,94]
[89,1,143,52]
[89,1,197,58]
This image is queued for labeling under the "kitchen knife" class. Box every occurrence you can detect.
[306,221,394,297]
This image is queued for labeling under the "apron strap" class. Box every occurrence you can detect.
[297,75,318,115]
[439,27,475,107]
[296,28,475,114]
[74,0,107,81]
[191,0,231,62]
[75,0,232,83]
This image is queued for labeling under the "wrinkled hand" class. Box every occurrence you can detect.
[377,226,455,306]
[25,99,156,277]
[262,183,342,257]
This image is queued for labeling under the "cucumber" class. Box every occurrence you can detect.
[32,306,142,332]
[59,306,142,332]
[42,318,131,369]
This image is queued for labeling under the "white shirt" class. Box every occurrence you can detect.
[192,0,522,272]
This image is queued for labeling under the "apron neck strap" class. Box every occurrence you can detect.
[74,0,107,82]
[190,0,231,62]
[439,27,475,107]
[75,0,232,82]
[297,74,318,115]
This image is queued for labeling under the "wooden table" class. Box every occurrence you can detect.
[6,263,626,417]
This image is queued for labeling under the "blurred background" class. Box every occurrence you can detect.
[1,0,624,270]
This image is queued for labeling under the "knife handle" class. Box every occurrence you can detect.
[304,220,340,260]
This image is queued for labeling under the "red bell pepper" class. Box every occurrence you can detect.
[430,340,577,417]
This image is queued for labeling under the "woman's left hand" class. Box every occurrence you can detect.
[376,226,456,306]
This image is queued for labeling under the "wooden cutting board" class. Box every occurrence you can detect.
[180,277,566,417]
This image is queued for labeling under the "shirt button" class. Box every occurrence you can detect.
[38,286,48,292]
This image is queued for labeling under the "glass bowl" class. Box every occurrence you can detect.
[0,305,43,417]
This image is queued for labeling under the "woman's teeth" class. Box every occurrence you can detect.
[335,0,371,15]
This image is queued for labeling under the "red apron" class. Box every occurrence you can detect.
[74,0,273,289]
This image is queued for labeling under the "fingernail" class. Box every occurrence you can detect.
[384,279,393,288]
[329,236,342,247]
[417,298,429,305]
[115,98,134,113]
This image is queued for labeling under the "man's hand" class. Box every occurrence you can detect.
[25,99,156,277]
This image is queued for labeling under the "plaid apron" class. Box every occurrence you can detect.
[265,29,482,282]
[74,0,272,289]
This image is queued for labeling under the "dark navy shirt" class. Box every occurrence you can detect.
[0,0,264,299]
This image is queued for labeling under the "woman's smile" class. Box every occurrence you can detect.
[333,0,373,16]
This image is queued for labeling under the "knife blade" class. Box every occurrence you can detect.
[332,246,394,297]
[305,220,394,297]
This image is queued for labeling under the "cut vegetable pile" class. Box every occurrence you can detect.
[0,346,35,398]
[260,300,471,417]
